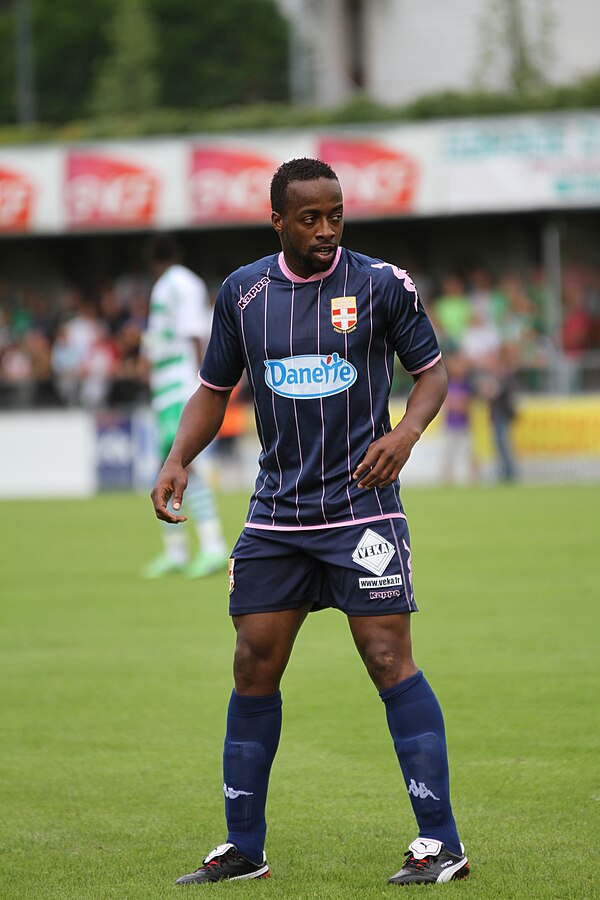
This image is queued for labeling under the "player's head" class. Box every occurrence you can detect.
[146,233,181,272]
[270,158,344,279]
[270,158,338,215]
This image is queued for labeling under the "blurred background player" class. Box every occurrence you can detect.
[142,234,228,578]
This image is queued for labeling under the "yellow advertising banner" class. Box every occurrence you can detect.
[470,395,600,459]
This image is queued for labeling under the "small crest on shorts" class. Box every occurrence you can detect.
[228,558,235,594]
[330,296,357,333]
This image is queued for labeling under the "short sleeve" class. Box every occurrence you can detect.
[382,266,441,374]
[199,280,245,390]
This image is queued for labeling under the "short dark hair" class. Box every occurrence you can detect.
[270,157,339,215]
[146,233,181,265]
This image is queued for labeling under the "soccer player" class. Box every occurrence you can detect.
[143,234,228,579]
[151,159,469,885]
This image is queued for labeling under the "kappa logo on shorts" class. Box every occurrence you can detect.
[228,558,235,594]
[352,528,395,576]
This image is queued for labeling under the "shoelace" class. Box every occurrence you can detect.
[199,849,237,872]
[404,853,432,871]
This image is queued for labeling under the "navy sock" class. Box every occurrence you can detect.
[380,671,461,856]
[223,689,282,864]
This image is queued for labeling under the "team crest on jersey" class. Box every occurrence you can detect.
[330,296,357,333]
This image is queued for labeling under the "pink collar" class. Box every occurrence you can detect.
[278,247,342,283]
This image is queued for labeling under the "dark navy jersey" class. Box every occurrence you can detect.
[200,247,441,530]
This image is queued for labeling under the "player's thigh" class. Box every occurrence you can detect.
[228,545,320,616]
[232,605,311,693]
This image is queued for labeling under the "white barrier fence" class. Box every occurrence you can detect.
[1,398,599,499]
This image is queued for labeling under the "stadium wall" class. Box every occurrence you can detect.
[1,396,599,499]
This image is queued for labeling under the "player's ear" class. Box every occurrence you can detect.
[271,211,283,234]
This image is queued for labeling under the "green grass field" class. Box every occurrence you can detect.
[1,485,599,900]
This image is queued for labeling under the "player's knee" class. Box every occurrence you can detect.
[362,642,413,690]
[233,642,282,694]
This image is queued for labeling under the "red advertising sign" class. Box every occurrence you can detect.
[0,167,34,231]
[318,138,418,216]
[189,147,274,223]
[66,153,159,228]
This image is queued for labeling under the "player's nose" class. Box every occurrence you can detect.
[315,216,336,240]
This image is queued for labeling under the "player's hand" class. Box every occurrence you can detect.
[352,427,418,489]
[150,462,189,523]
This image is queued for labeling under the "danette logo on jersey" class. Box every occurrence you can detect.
[352,529,396,576]
[0,167,34,231]
[66,153,159,227]
[264,352,357,399]
[330,296,357,333]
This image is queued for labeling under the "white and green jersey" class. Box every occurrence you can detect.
[145,264,211,414]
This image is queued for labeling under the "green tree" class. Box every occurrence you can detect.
[148,0,289,109]
[91,0,159,117]
[475,0,555,94]
[0,0,115,124]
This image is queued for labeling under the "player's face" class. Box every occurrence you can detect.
[272,177,344,279]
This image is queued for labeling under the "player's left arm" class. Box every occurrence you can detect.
[353,359,447,489]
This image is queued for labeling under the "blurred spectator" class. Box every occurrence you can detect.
[107,319,148,406]
[51,322,81,405]
[0,336,34,406]
[23,328,59,406]
[467,264,506,328]
[478,343,520,483]
[460,305,501,372]
[499,274,537,345]
[99,282,130,336]
[440,352,478,485]
[561,281,593,359]
[2,257,600,412]
[79,332,120,408]
[430,273,471,348]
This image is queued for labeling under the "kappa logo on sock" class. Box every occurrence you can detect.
[223,782,253,800]
[407,779,440,801]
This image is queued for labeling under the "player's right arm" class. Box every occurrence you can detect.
[150,384,231,523]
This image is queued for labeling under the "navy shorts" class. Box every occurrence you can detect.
[228,517,417,617]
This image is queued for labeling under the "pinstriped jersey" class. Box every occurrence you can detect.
[145,264,211,412]
[200,247,441,530]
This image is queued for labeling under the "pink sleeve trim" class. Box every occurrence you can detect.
[406,352,442,375]
[198,375,236,391]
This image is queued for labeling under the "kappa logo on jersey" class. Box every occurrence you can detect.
[239,276,269,310]
[0,167,34,230]
[371,263,419,312]
[330,296,357,333]
[352,528,396,576]
[264,352,357,399]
